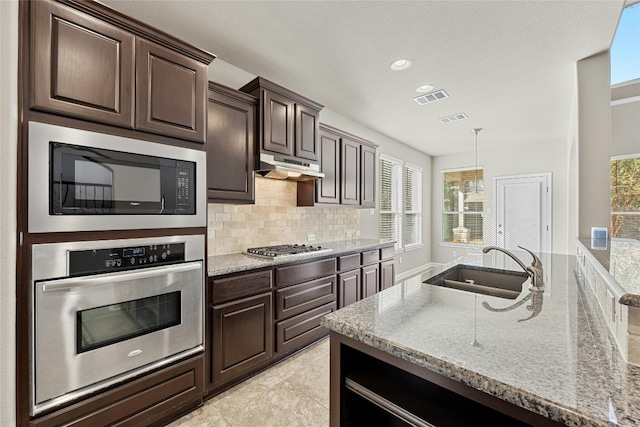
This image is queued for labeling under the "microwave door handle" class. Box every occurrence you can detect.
[159,196,165,214]
[41,261,202,293]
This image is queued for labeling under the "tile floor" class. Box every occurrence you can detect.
[168,338,330,427]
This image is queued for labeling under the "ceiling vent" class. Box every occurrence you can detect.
[438,113,469,124]
[413,89,449,106]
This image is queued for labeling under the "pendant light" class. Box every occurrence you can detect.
[464,128,487,203]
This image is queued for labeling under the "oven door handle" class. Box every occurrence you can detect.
[41,261,202,292]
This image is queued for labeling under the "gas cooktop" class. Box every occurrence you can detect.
[244,244,333,259]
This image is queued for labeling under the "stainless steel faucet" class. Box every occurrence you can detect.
[482,245,544,291]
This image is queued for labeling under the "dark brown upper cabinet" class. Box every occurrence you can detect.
[298,123,378,208]
[315,127,341,204]
[136,39,208,143]
[206,82,257,204]
[341,137,361,206]
[360,144,377,208]
[30,0,136,129]
[29,0,213,143]
[240,77,322,161]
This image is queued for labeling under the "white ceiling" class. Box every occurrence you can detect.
[103,0,624,156]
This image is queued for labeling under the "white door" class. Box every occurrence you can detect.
[494,173,551,254]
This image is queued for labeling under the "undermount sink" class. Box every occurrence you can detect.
[424,265,529,299]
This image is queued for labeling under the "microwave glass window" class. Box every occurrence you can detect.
[51,142,196,215]
[77,291,181,353]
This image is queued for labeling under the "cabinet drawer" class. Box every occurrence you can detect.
[275,302,335,354]
[276,275,336,320]
[380,246,395,261]
[276,258,337,287]
[361,250,380,266]
[338,253,360,272]
[30,355,204,427]
[211,270,272,304]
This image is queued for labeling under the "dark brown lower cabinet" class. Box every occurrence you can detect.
[361,263,379,299]
[338,269,361,308]
[380,259,396,290]
[331,333,560,427]
[276,301,336,354]
[212,293,273,386]
[30,355,204,427]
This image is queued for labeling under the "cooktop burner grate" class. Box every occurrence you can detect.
[244,244,333,259]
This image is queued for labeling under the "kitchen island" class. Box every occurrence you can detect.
[321,251,640,426]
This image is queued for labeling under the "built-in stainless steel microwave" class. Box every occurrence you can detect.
[28,121,206,233]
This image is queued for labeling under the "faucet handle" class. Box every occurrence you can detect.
[517,245,542,268]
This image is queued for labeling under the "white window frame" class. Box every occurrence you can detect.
[441,166,484,246]
[379,154,423,253]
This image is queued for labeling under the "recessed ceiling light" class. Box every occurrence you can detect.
[416,84,435,93]
[390,59,412,71]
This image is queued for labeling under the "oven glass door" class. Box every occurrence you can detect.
[77,291,181,354]
[32,261,203,413]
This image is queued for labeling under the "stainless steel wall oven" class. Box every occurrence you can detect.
[30,235,205,416]
[28,121,207,233]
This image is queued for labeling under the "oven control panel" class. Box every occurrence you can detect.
[69,243,186,276]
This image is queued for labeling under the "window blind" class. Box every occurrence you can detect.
[379,155,403,251]
[404,164,422,248]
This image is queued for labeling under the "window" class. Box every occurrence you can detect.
[611,156,640,239]
[442,168,484,244]
[611,3,640,85]
[379,155,423,252]
[404,164,422,249]
[379,155,402,251]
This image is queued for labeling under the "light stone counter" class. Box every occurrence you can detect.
[578,237,640,307]
[322,251,640,426]
[207,238,394,277]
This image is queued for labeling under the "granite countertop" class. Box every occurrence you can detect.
[578,237,640,307]
[322,250,640,426]
[207,238,394,277]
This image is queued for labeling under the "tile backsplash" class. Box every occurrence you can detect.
[207,176,361,255]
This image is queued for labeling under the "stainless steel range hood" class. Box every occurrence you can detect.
[257,153,324,181]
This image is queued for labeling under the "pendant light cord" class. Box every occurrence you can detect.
[472,128,482,194]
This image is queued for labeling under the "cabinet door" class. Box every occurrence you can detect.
[316,128,340,204]
[380,259,396,290]
[136,39,207,143]
[212,293,273,385]
[295,103,319,161]
[341,138,361,205]
[361,264,380,299]
[361,144,376,208]
[207,87,256,203]
[338,269,361,308]
[30,0,135,128]
[262,89,294,156]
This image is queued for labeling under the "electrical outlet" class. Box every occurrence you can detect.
[452,250,458,257]
[369,208,375,215]
[486,208,492,215]
[346,231,353,238]
[399,256,403,264]
[307,233,316,242]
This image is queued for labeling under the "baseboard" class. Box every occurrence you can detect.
[395,262,441,282]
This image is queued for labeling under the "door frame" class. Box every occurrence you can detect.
[493,173,552,254]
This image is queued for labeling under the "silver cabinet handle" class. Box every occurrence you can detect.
[41,261,202,292]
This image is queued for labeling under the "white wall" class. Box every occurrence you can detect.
[431,138,569,263]
[611,81,640,157]
[577,51,612,238]
[208,60,433,274]
[0,1,18,425]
